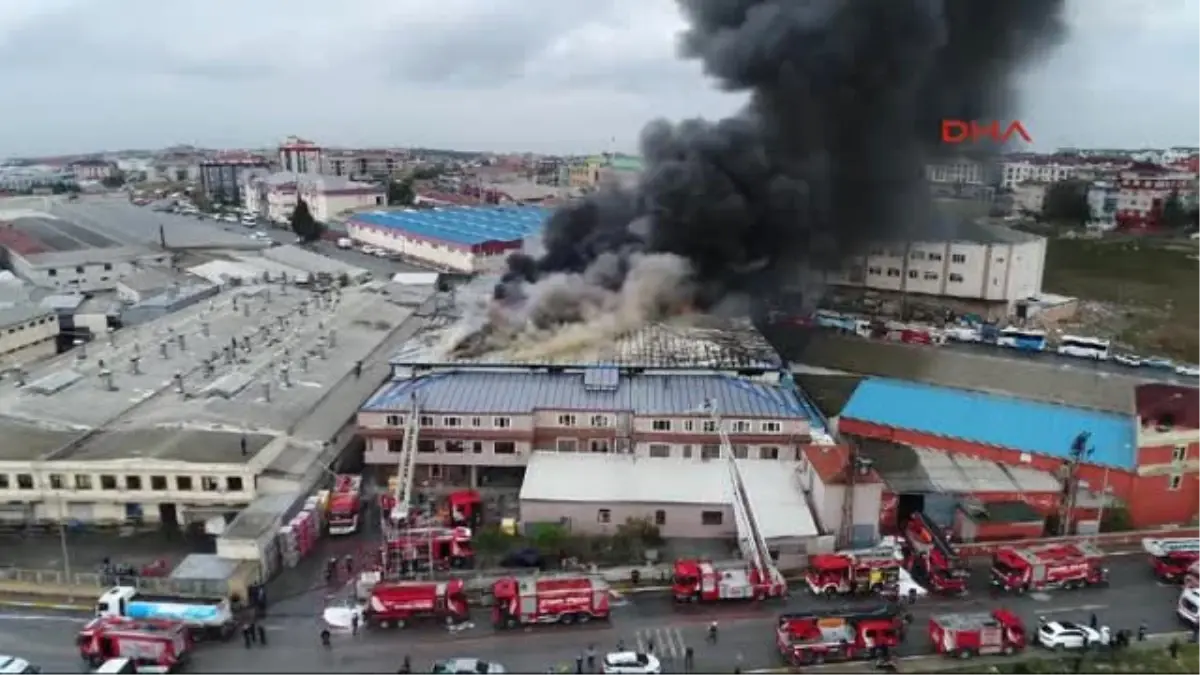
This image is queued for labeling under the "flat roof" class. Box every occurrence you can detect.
[0,282,437,464]
[46,197,271,250]
[519,452,734,505]
[350,205,549,247]
[259,245,372,279]
[737,459,820,540]
[0,303,54,329]
[4,215,122,251]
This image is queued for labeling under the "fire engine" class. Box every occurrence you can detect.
[672,559,787,603]
[77,617,191,671]
[804,542,900,597]
[775,606,903,666]
[379,489,484,530]
[327,474,364,536]
[990,541,1107,593]
[492,575,611,628]
[928,610,1026,659]
[363,579,470,629]
[381,526,474,574]
[903,511,969,594]
[1143,537,1200,583]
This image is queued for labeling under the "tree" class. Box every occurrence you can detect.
[1159,191,1189,231]
[1041,180,1092,227]
[290,198,322,243]
[388,179,415,206]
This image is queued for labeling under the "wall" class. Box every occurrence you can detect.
[0,310,58,367]
[1132,424,1200,527]
[310,191,385,223]
[346,222,476,272]
[520,498,735,539]
[12,252,172,292]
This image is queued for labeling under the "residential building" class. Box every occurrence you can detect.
[1086,181,1120,230]
[826,222,1047,317]
[241,172,385,224]
[69,159,118,182]
[0,305,59,367]
[278,136,323,175]
[324,148,409,181]
[1129,384,1199,527]
[199,154,271,206]
[566,154,643,190]
[1000,158,1078,189]
[1116,163,1198,230]
[1010,182,1049,216]
[0,166,75,192]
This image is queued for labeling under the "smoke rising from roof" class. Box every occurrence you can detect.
[453,0,1067,359]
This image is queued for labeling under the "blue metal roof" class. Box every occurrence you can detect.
[363,371,811,419]
[350,206,550,247]
[841,378,1137,469]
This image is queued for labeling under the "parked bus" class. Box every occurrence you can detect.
[996,327,1047,352]
[1057,335,1111,361]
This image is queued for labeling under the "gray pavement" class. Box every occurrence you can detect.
[0,555,1191,673]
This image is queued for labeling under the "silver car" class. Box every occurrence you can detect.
[430,659,506,674]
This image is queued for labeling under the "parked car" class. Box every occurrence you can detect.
[1037,621,1104,651]
[1143,357,1175,370]
[602,653,661,675]
[1175,364,1200,377]
[1112,353,1142,367]
[431,658,506,674]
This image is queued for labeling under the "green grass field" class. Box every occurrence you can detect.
[1042,237,1198,362]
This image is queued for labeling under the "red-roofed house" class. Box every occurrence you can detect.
[797,444,884,545]
[1129,384,1199,526]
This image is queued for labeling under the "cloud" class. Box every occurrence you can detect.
[0,0,1194,156]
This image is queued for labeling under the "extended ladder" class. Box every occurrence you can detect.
[391,393,422,525]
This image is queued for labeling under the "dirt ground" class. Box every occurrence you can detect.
[0,528,204,575]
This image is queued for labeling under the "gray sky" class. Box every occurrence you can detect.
[0,0,1196,157]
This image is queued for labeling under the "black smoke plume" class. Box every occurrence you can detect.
[455,0,1067,358]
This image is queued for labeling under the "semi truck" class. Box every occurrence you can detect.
[492,575,611,628]
[775,606,903,667]
[95,587,235,640]
[989,542,1107,593]
[928,611,1026,659]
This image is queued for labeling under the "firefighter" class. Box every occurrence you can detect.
[257,624,267,646]
[399,655,412,673]
[575,654,583,674]
[1089,612,1098,629]
[707,620,719,644]
[683,646,694,673]
[325,557,337,582]
[320,628,331,648]
[585,645,596,672]
[1138,622,1148,642]
[351,612,360,636]
[344,554,355,576]
[242,623,253,648]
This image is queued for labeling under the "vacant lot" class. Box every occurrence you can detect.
[1042,237,1198,363]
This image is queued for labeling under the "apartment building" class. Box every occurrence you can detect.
[199,154,271,205]
[1000,158,1078,189]
[1116,163,1198,230]
[241,171,386,224]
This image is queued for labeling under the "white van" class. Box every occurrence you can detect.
[336,237,353,249]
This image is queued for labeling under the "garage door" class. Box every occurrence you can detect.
[66,502,94,523]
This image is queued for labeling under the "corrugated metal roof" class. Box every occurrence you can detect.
[350,206,549,247]
[844,378,1137,469]
[857,440,1061,494]
[363,371,811,418]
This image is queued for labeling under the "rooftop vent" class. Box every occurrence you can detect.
[129,355,141,375]
[99,368,116,392]
[27,370,83,395]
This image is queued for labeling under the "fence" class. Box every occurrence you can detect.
[0,567,230,598]
[953,527,1198,558]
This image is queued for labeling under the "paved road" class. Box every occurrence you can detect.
[0,556,1191,673]
[936,340,1197,385]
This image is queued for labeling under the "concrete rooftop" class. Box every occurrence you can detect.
[0,280,437,465]
[46,196,270,250]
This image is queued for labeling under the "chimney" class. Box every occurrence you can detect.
[261,381,271,402]
[99,369,115,391]
[264,288,272,303]
[277,315,286,330]
[232,296,239,311]
[223,346,234,364]
[176,332,186,352]
[279,281,288,295]
[13,367,25,387]
[132,342,141,357]
[298,302,308,317]
[202,359,214,378]
[201,321,210,337]
[159,341,169,359]
[129,356,141,374]
[107,331,116,347]
[76,343,87,361]
[242,302,251,318]
[280,365,291,388]
[173,371,184,394]
[98,358,106,370]
[242,336,252,352]
[299,354,309,371]
[327,329,337,349]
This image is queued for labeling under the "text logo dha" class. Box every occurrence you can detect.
[941,120,1032,145]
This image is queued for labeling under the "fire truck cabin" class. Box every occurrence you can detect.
[775,606,902,666]
[805,544,900,597]
[990,541,1107,593]
[929,610,1026,659]
[1143,537,1200,583]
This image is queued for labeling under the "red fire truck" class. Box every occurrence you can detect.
[1143,537,1200,583]
[672,559,787,603]
[804,543,900,597]
[381,526,474,573]
[379,490,483,530]
[327,475,363,536]
[364,579,470,629]
[1187,562,1200,590]
[77,617,191,671]
[990,541,1108,593]
[903,511,969,594]
[929,610,1026,659]
[775,606,903,666]
[492,575,611,628]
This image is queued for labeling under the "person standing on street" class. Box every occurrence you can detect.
[257,624,267,646]
[684,646,694,673]
[585,645,596,672]
[242,623,253,648]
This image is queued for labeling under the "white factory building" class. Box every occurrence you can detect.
[240,170,386,225]
[826,222,1047,318]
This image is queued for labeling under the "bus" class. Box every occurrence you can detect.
[1057,335,1111,360]
[996,327,1047,352]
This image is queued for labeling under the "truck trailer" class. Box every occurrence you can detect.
[95,587,235,640]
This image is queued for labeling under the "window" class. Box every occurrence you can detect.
[760,446,780,460]
[923,271,938,280]
[226,476,244,491]
[928,253,943,261]
[557,414,577,427]
[47,268,57,277]
[1168,474,1183,491]
[16,474,34,489]
[700,444,721,460]
[701,511,724,526]
[103,263,113,271]
[907,270,918,279]
[100,475,118,490]
[494,441,516,454]
[682,420,694,432]
[48,474,65,490]
[493,417,512,429]
[385,415,404,426]
[150,476,167,491]
[951,253,967,264]
[732,445,749,459]
[681,445,693,458]
[948,273,964,283]
[730,420,751,433]
[125,476,142,490]
[417,440,436,453]
[589,439,611,453]
[598,509,612,524]
[651,419,672,432]
[201,476,219,492]
[75,266,85,274]
[470,417,482,428]
[387,439,404,453]
[589,415,609,427]
[1173,445,1188,462]
[996,257,1005,263]
[176,476,193,491]
[419,415,434,426]
[702,420,718,433]
[654,510,667,526]
[555,439,578,453]
[442,416,462,428]
[648,444,671,458]
[910,251,926,260]
[867,266,882,275]
[472,441,483,454]
[0,474,9,489]
[760,421,782,433]
[445,440,465,453]
[885,268,901,277]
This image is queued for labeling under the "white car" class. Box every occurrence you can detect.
[430,658,506,674]
[1144,357,1175,370]
[1037,621,1104,650]
[1174,364,1200,377]
[0,655,39,674]
[602,652,661,675]
[221,214,239,223]
[1179,588,1199,625]
[1113,353,1142,367]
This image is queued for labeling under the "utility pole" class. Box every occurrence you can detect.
[1057,432,1093,537]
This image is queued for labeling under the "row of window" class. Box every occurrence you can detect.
[390,439,518,454]
[0,473,245,493]
[865,267,967,283]
[381,414,786,435]
[559,441,786,460]
[45,262,114,278]
[868,250,974,265]
[597,508,723,527]
[385,414,514,429]
[5,316,53,334]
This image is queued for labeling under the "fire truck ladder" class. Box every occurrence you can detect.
[390,394,422,528]
[704,399,785,592]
